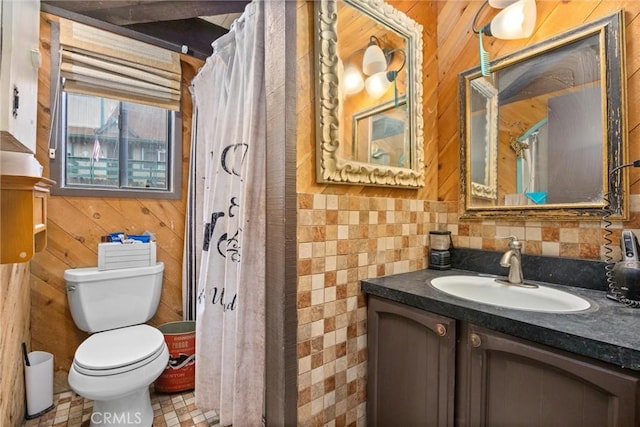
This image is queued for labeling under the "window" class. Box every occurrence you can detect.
[63,93,173,190]
[49,18,182,199]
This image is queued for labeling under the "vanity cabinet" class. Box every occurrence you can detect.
[0,0,41,153]
[1,175,53,264]
[366,296,456,426]
[457,323,640,427]
[367,297,640,427]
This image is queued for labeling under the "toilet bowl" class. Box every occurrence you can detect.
[64,263,168,427]
[68,325,168,426]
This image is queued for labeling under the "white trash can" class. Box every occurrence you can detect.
[24,351,54,419]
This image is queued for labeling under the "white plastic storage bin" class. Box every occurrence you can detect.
[98,242,156,271]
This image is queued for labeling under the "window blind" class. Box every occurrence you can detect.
[59,19,182,111]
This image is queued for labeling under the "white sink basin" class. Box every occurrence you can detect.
[430,275,591,313]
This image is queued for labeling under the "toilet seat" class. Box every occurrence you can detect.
[73,324,166,376]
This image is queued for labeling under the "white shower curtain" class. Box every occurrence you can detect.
[187,2,265,425]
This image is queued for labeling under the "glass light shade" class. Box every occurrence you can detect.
[343,63,364,95]
[489,0,536,39]
[365,72,391,99]
[488,0,519,8]
[362,44,387,76]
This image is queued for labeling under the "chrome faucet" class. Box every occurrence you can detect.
[500,236,524,285]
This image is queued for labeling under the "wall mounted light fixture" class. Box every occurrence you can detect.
[472,0,537,75]
[343,35,406,101]
[473,0,537,39]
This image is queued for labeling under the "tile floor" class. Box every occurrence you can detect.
[22,388,220,427]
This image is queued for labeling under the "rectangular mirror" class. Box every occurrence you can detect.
[352,97,408,168]
[468,78,498,201]
[460,11,627,219]
[315,0,424,188]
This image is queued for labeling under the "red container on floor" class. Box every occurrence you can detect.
[154,321,196,393]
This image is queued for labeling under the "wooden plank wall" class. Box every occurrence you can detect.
[30,14,203,391]
[437,0,640,202]
[0,263,30,426]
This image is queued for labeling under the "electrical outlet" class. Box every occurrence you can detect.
[49,148,56,159]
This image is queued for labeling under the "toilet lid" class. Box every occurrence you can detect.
[74,324,166,374]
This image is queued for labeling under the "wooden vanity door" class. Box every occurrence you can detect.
[367,296,456,427]
[457,323,640,427]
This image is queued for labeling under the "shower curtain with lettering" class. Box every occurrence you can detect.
[186,2,265,425]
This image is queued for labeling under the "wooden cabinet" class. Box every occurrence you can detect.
[457,323,640,427]
[367,296,456,427]
[367,298,640,427]
[1,175,53,263]
[0,0,41,153]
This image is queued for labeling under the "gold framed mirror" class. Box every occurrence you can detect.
[314,0,424,188]
[460,11,627,219]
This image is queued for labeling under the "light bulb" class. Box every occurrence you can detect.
[343,63,364,95]
[489,0,536,39]
[365,72,391,99]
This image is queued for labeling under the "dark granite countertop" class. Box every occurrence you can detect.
[361,249,640,371]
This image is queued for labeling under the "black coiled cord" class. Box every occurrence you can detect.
[604,160,640,308]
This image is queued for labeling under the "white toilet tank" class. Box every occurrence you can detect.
[64,263,164,333]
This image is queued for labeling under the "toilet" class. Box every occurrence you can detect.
[64,263,169,427]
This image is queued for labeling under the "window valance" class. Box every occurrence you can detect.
[59,19,182,111]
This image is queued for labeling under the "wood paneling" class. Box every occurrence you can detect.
[31,13,203,391]
[264,3,299,424]
[437,1,640,202]
[0,263,30,426]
